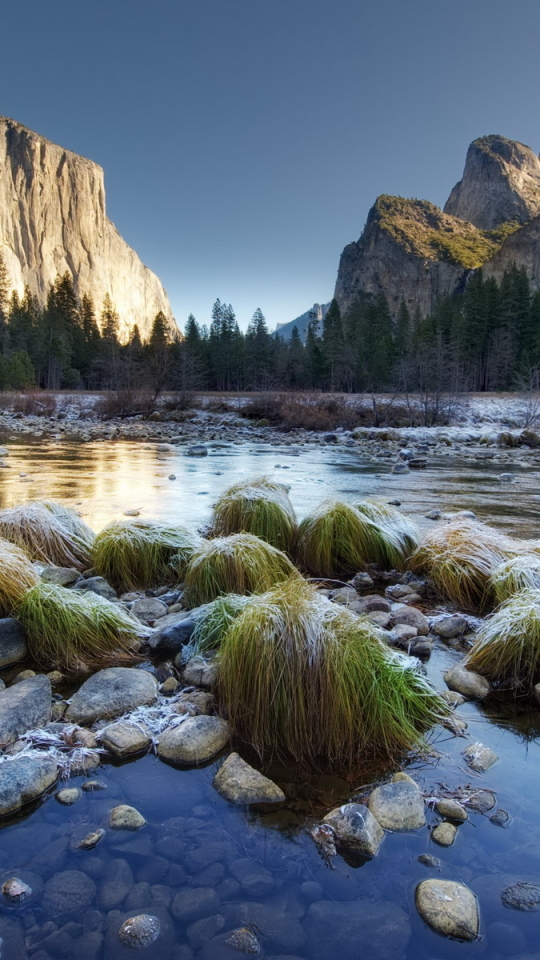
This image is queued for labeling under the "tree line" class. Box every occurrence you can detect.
[0,251,539,396]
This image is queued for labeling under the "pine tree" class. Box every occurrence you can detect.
[245,308,274,390]
[321,299,344,392]
[147,311,173,399]
[100,294,120,389]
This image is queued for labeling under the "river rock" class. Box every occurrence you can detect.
[462,742,499,772]
[119,913,161,947]
[433,615,468,638]
[131,597,168,623]
[467,789,496,812]
[110,804,146,830]
[98,858,134,910]
[323,803,384,856]
[183,656,219,688]
[229,859,274,897]
[0,674,51,746]
[187,914,226,951]
[305,899,410,960]
[66,667,158,724]
[75,828,106,850]
[415,879,479,940]
[0,916,28,960]
[148,612,197,654]
[436,798,468,821]
[444,664,491,699]
[0,754,58,816]
[187,445,208,456]
[56,787,81,805]
[74,576,117,600]
[351,595,392,615]
[432,821,457,846]
[368,780,426,831]
[390,606,429,635]
[171,886,221,924]
[99,721,152,758]
[43,869,96,919]
[41,565,80,586]
[104,908,174,960]
[501,881,540,911]
[0,619,27,668]
[213,753,285,804]
[1,871,42,904]
[157,716,230,764]
[227,901,305,953]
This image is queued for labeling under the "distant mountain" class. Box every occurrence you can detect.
[274,302,330,341]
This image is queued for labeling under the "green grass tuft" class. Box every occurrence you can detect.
[16,582,147,671]
[210,476,297,554]
[216,578,447,768]
[183,533,301,607]
[490,555,540,604]
[297,499,402,577]
[190,593,251,655]
[355,498,419,567]
[93,520,202,591]
[0,501,95,569]
[465,589,540,690]
[0,538,40,615]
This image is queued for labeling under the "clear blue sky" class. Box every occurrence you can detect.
[2,0,539,331]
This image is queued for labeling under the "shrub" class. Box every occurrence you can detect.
[16,582,146,671]
[183,533,301,607]
[210,477,297,554]
[0,538,40,615]
[297,499,401,577]
[8,392,57,417]
[490,555,540,605]
[93,520,201,591]
[0,501,94,569]
[216,578,447,768]
[465,590,540,691]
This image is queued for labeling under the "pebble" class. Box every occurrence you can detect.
[435,799,468,821]
[56,788,82,805]
[118,914,161,948]
[431,821,457,846]
[444,664,491,699]
[462,742,499,772]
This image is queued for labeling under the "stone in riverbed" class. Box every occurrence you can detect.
[131,597,168,623]
[41,565,80,586]
[433,615,468,638]
[56,787,81,805]
[119,913,161,948]
[368,780,426,831]
[183,655,219,688]
[415,879,479,940]
[187,444,208,456]
[110,804,146,830]
[229,859,274,898]
[432,821,457,846]
[323,803,384,857]
[104,908,174,960]
[304,900,410,960]
[444,663,490,699]
[98,858,134,910]
[0,916,28,960]
[74,576,117,600]
[0,618,27,667]
[0,674,51,746]
[213,753,285,804]
[0,755,58,817]
[171,886,221,924]
[390,605,429,635]
[66,667,158,724]
[99,721,152,758]
[462,742,499,772]
[501,881,540,911]
[436,798,468,821]
[157,716,230,764]
[43,869,96,919]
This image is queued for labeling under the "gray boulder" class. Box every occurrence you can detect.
[148,612,197,654]
[305,900,410,960]
[416,879,479,940]
[66,667,158,724]
[0,754,57,817]
[187,445,208,456]
[43,869,96,919]
[99,721,152,758]
[213,753,285,804]
[74,575,117,599]
[183,656,219,688]
[323,802,384,857]
[368,780,426,831]
[158,716,230,764]
[390,606,429,635]
[0,674,51,746]
[41,565,80,586]
[444,663,491,699]
[98,858,134,910]
[0,619,28,668]
[433,615,468,638]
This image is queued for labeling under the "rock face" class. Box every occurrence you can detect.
[444,135,540,229]
[0,674,51,746]
[484,214,540,292]
[0,116,175,340]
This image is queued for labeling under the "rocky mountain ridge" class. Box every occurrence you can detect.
[334,134,540,318]
[0,117,175,340]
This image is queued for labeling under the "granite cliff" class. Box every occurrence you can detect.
[0,117,175,339]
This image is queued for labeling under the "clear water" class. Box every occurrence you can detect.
[0,439,540,959]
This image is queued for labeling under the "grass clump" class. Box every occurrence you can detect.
[16,582,147,671]
[355,498,419,566]
[93,520,201,591]
[210,477,297,554]
[465,590,540,691]
[183,533,301,607]
[297,499,404,577]
[408,517,531,610]
[216,578,447,768]
[490,555,540,604]
[0,538,40,615]
[190,593,251,655]
[0,501,95,569]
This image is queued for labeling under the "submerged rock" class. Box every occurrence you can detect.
[110,804,146,830]
[105,908,174,960]
[1,876,33,902]
[444,664,490,699]
[213,752,285,804]
[501,881,540,911]
[118,913,161,948]
[368,780,426,831]
[99,721,152,758]
[0,618,28,668]
[66,667,158,724]
[431,821,457,846]
[0,674,51,746]
[323,802,384,857]
[462,742,499,772]
[157,716,230,764]
[416,879,479,940]
[0,755,58,817]
[43,869,96,919]
[305,899,410,960]
[418,854,441,868]
[467,789,496,812]
[436,798,468,821]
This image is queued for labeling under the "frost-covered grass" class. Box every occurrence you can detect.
[190,593,251,654]
[465,589,540,690]
[0,501,94,569]
[215,578,447,768]
[16,582,148,670]
[0,538,40,614]
[93,519,201,590]
[490,555,540,604]
[297,499,404,577]
[184,533,301,607]
[210,476,297,554]
[355,498,420,567]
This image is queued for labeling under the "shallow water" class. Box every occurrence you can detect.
[1,438,540,958]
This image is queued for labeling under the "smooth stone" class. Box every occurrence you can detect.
[110,804,146,830]
[351,595,392,615]
[104,908,174,960]
[43,869,96,918]
[118,913,161,948]
[0,674,51,746]
[418,854,441,868]
[368,781,426,831]
[305,900,410,960]
[171,886,221,924]
[490,808,510,827]
[227,901,305,953]
[386,623,418,647]
[131,598,168,622]
[433,615,468,639]
[533,682,540,706]
[182,656,218,688]
[462,742,499,772]
[56,787,82,805]
[432,821,457,846]
[125,882,152,912]
[213,753,285,804]
[0,755,58,817]
[0,618,28,667]
[416,879,479,940]
[1,875,34,902]
[501,881,540,911]
[157,716,230,764]
[12,668,36,682]
[99,721,152,758]
[467,789,496,813]
[187,914,225,951]
[229,859,274,897]
[390,606,429,635]
[83,780,107,792]
[187,445,208,456]
[74,576,117,600]
[98,858,134,910]
[75,828,106,850]
[41,565,80,586]
[0,916,28,960]
[148,614,196,654]
[444,664,491,699]
[161,677,179,696]
[66,667,158,724]
[323,803,384,857]
[436,798,468,821]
